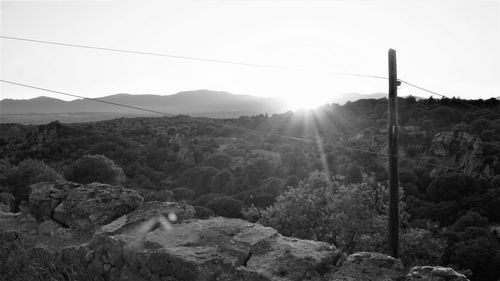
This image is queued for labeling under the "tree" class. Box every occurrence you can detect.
[65,154,126,185]
[209,169,235,195]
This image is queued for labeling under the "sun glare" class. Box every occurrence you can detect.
[286,95,321,111]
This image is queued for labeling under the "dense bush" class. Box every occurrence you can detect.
[400,228,446,266]
[203,153,232,170]
[259,172,406,252]
[3,159,62,202]
[469,119,491,135]
[426,173,477,201]
[193,205,214,219]
[171,187,195,201]
[177,166,218,195]
[205,196,246,218]
[209,169,235,195]
[65,154,125,185]
[192,193,221,206]
[139,189,173,202]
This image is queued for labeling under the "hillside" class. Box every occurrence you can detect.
[1,96,500,280]
[0,90,288,123]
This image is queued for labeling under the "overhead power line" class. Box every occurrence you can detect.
[0,35,388,80]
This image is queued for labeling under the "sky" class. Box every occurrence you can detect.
[1,0,499,109]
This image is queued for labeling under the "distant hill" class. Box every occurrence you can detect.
[1,90,286,116]
[335,92,387,103]
[0,90,397,124]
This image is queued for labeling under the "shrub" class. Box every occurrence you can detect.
[450,211,488,232]
[242,205,263,223]
[139,189,173,202]
[344,165,362,184]
[193,205,214,219]
[469,118,491,135]
[209,169,235,195]
[399,169,418,185]
[449,236,497,279]
[203,153,232,170]
[192,193,222,206]
[205,196,246,218]
[177,166,218,195]
[65,154,125,185]
[258,177,286,196]
[426,173,477,201]
[171,187,195,201]
[4,159,62,202]
[400,228,446,266]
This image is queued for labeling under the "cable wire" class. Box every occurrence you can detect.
[0,35,388,80]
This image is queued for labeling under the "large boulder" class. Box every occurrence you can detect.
[55,182,143,230]
[325,252,405,281]
[29,180,80,221]
[28,180,143,231]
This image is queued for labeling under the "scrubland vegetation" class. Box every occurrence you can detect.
[1,96,500,280]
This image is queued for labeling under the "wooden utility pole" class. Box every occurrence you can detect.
[388,49,399,258]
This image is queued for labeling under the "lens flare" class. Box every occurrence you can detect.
[126,212,177,249]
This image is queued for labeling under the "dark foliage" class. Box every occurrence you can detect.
[205,196,246,218]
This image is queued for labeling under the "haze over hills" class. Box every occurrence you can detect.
[1,90,399,124]
[1,90,286,115]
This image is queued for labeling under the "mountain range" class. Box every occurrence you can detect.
[0,90,389,124]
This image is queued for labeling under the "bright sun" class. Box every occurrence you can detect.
[286,95,322,111]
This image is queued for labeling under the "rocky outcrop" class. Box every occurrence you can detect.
[90,212,341,281]
[56,182,142,230]
[29,180,80,221]
[1,181,469,281]
[430,132,493,176]
[407,266,468,281]
[29,181,143,231]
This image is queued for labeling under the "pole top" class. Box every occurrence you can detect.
[389,48,396,54]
